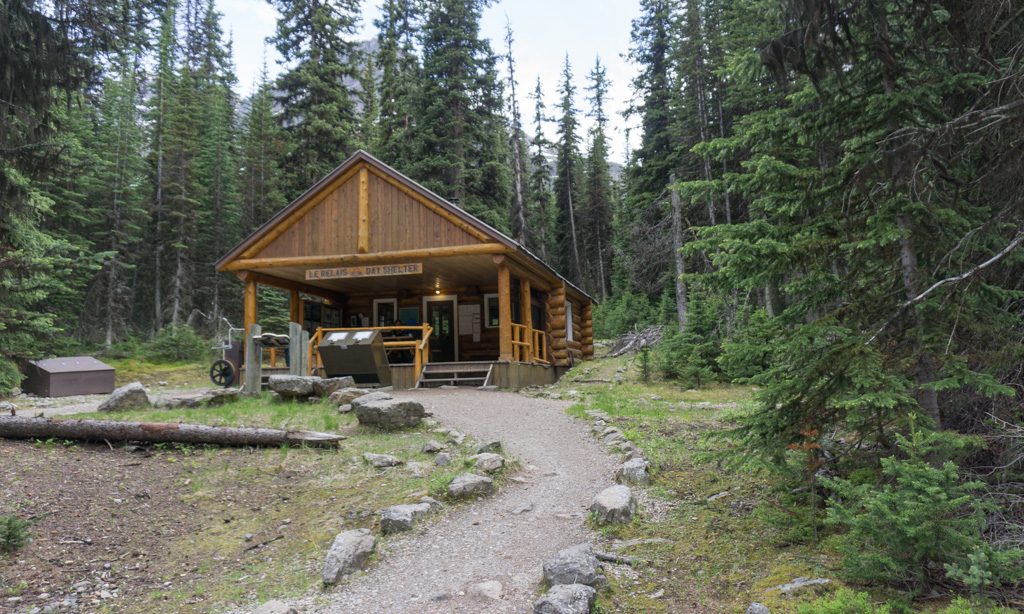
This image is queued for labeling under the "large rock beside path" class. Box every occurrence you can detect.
[471,452,504,473]
[542,543,603,588]
[322,528,376,585]
[591,485,636,524]
[353,396,425,429]
[615,458,650,486]
[447,473,494,498]
[313,376,356,398]
[328,387,368,406]
[379,502,432,534]
[268,375,316,399]
[98,382,151,412]
[533,584,597,614]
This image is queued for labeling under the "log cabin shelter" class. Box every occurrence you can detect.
[215,150,595,389]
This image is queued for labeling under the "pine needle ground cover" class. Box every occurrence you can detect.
[0,395,475,613]
[552,355,1010,613]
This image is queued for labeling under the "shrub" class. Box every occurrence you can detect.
[824,427,1023,592]
[796,588,890,614]
[654,331,715,387]
[0,515,30,554]
[717,308,780,381]
[145,326,208,362]
[592,291,659,339]
[0,358,22,394]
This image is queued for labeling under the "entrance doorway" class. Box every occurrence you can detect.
[423,295,458,362]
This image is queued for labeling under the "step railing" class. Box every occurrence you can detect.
[307,324,433,381]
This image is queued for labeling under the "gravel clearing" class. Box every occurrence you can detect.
[304,388,617,614]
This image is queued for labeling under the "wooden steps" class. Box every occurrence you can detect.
[416,362,495,388]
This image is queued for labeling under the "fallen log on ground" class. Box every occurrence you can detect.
[0,416,346,448]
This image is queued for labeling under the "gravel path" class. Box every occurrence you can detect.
[306,388,617,614]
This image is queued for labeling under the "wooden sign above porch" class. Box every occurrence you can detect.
[305,262,424,281]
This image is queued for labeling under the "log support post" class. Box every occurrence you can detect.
[496,256,513,362]
[288,322,303,376]
[244,277,258,340]
[244,323,262,395]
[289,290,302,326]
[357,166,370,253]
[520,278,533,361]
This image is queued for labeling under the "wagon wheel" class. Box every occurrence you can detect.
[209,359,235,387]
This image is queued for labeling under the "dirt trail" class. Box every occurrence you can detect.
[303,388,617,614]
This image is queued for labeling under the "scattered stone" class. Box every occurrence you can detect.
[98,382,151,412]
[429,591,451,602]
[363,453,403,468]
[357,390,393,403]
[379,503,432,534]
[474,440,502,454]
[434,452,453,467]
[422,440,445,454]
[353,397,426,429]
[322,529,376,585]
[406,461,429,477]
[419,496,442,510]
[510,502,534,515]
[203,388,239,406]
[591,485,636,524]
[648,589,665,599]
[468,580,503,601]
[533,583,596,614]
[253,600,298,614]
[447,473,494,498]
[615,458,650,486]
[477,385,498,391]
[542,543,603,587]
[328,387,367,406]
[447,429,466,445]
[313,376,356,397]
[0,401,17,413]
[337,404,352,414]
[244,533,254,542]
[707,491,731,503]
[267,375,316,399]
[747,603,770,614]
[774,577,831,595]
[470,452,504,473]
[602,431,625,445]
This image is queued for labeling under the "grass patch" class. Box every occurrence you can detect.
[105,357,207,389]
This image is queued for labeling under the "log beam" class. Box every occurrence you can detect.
[238,271,345,305]
[222,243,510,272]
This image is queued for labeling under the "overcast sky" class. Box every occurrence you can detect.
[217,0,641,164]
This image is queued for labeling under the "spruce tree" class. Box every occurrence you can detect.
[240,57,287,234]
[582,57,614,298]
[526,78,555,261]
[374,0,420,167]
[269,0,363,197]
[553,56,583,282]
[411,0,511,230]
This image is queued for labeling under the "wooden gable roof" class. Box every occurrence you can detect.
[215,150,594,302]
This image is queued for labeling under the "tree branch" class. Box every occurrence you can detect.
[869,227,1024,343]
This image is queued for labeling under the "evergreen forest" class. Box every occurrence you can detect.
[2,0,1023,607]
